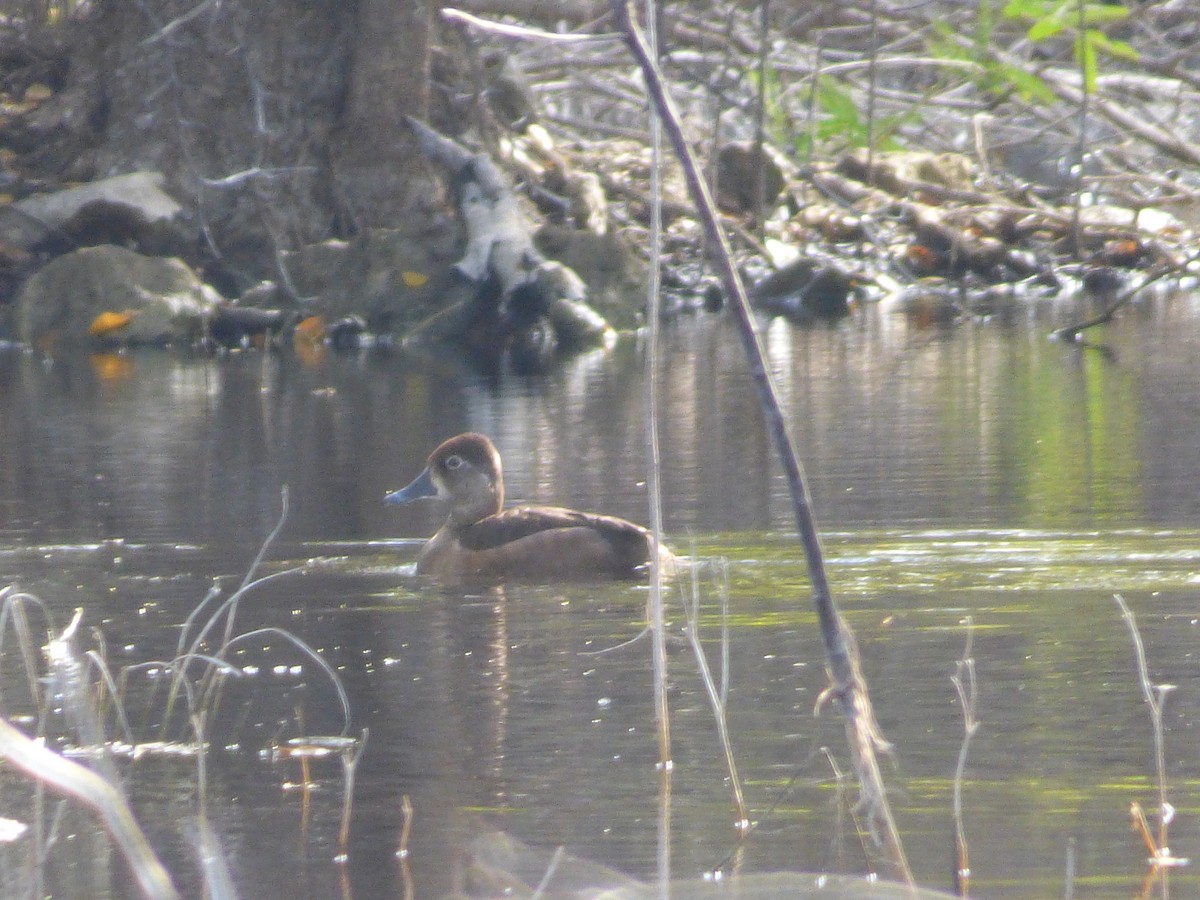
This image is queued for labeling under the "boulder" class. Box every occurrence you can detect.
[715,141,787,214]
[15,244,220,347]
[0,171,190,256]
[533,225,648,330]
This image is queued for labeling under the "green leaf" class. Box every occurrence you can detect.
[1079,5,1131,26]
[1028,18,1066,40]
[1002,0,1046,18]
[815,78,858,123]
[1000,63,1056,103]
[1089,32,1139,61]
[1079,32,1098,91]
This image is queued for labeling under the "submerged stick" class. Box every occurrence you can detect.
[682,565,748,830]
[950,619,979,896]
[337,728,368,861]
[611,0,911,882]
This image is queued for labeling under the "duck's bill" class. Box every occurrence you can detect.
[384,467,437,505]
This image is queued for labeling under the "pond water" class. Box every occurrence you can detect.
[1,297,1199,899]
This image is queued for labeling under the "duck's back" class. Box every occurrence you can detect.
[419,506,673,581]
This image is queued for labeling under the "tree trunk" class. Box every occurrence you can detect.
[40,0,446,285]
[333,0,440,230]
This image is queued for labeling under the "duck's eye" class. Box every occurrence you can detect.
[445,454,464,470]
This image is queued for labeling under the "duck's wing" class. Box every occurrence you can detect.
[457,506,649,552]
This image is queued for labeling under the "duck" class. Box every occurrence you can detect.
[385,432,674,582]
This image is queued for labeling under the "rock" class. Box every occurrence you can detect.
[15,245,220,348]
[15,172,182,230]
[751,257,857,321]
[533,225,648,329]
[837,149,976,194]
[0,171,191,258]
[715,141,787,215]
[207,304,297,348]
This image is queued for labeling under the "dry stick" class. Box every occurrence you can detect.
[1069,0,1090,261]
[682,566,748,830]
[337,728,369,862]
[642,5,674,894]
[1113,595,1183,871]
[610,0,912,884]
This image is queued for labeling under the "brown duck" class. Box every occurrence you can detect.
[386,433,674,582]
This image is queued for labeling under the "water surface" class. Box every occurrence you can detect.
[0,300,1198,898]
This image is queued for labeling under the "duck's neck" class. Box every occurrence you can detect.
[447,487,502,528]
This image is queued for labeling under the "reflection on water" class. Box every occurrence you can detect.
[0,300,1199,898]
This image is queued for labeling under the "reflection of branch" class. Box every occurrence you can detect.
[140,0,216,47]
[612,0,912,884]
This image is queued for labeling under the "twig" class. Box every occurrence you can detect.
[611,0,911,882]
[442,7,619,43]
[682,564,748,830]
[337,728,368,861]
[1052,250,1200,342]
[198,167,318,189]
[139,0,216,47]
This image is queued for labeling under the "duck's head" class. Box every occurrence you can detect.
[385,432,504,527]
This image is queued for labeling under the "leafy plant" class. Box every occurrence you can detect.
[930,13,1056,104]
[795,75,907,159]
[1003,0,1138,91]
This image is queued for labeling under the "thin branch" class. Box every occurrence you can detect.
[611,0,911,882]
[442,7,619,43]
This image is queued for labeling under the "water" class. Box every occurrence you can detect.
[0,300,1198,898]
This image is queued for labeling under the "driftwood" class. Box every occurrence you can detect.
[403,117,614,371]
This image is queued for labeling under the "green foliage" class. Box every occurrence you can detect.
[1003,0,1138,91]
[749,65,790,148]
[794,76,907,158]
[931,17,1056,104]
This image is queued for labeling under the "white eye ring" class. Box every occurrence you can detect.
[445,454,464,470]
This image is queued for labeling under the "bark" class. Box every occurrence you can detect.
[333,0,441,230]
[36,0,445,285]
